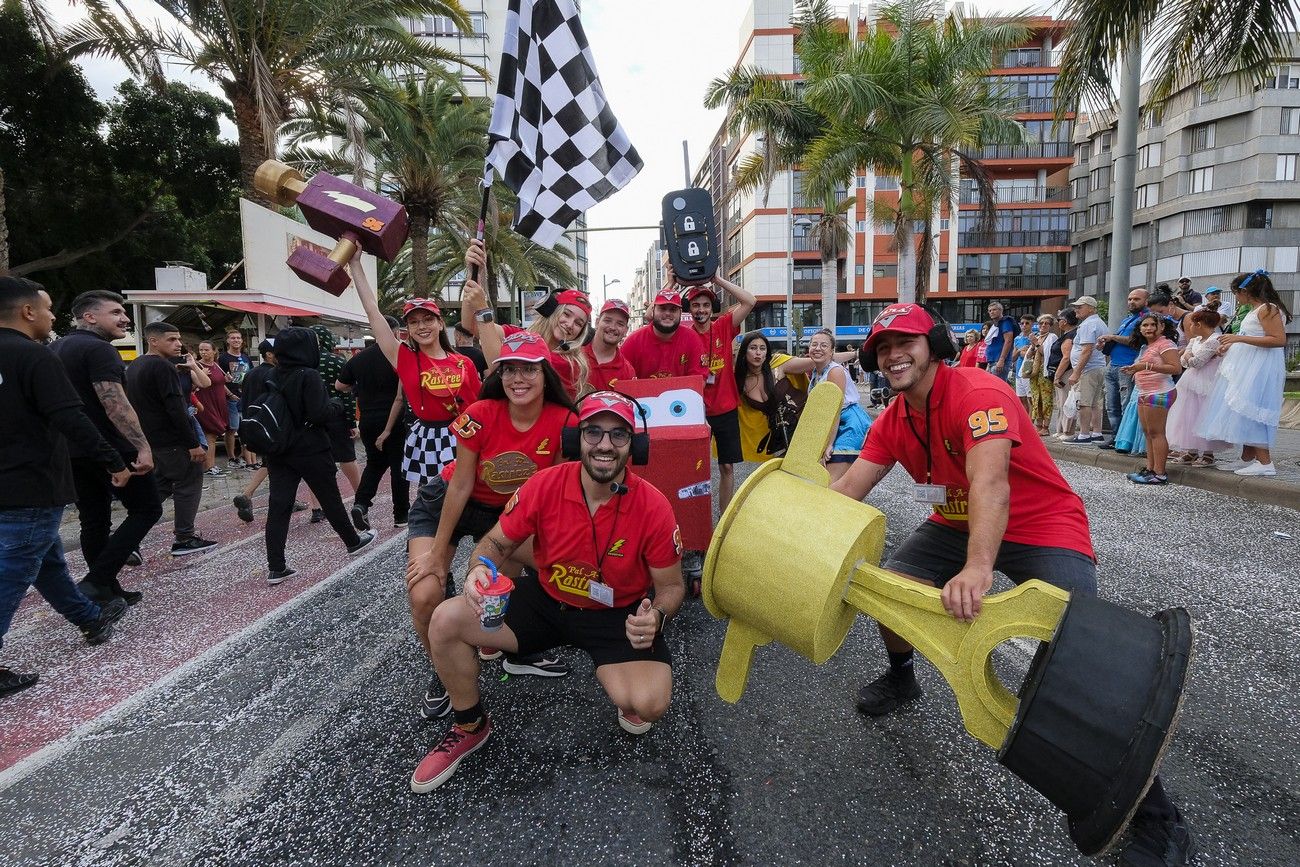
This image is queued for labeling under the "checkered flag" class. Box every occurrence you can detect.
[487,0,643,248]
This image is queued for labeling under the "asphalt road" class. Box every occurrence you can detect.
[2,460,1297,866]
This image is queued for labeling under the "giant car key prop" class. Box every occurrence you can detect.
[703,383,1193,856]
[660,188,717,284]
[254,160,409,296]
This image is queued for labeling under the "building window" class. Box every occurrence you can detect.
[872,264,898,278]
[1276,154,1298,181]
[1075,143,1090,164]
[1184,206,1242,235]
[470,12,487,34]
[855,263,865,275]
[1190,122,1216,152]
[1247,202,1274,229]
[1189,166,1213,193]
[1135,183,1160,209]
[875,175,900,191]
[1137,141,1163,169]
[1088,202,1111,226]
[856,220,867,233]
[1283,107,1300,135]
[1089,165,1111,191]
[1194,82,1220,105]
[1093,131,1112,155]
[1141,106,1164,129]
[1071,176,1087,198]
[856,176,867,188]
[1259,64,1300,90]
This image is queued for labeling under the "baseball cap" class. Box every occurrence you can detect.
[861,303,937,358]
[553,289,592,314]
[653,287,684,308]
[497,330,553,366]
[577,391,638,428]
[1204,285,1222,295]
[1070,295,1098,308]
[402,298,442,319]
[684,285,718,304]
[599,298,630,318]
[257,339,275,355]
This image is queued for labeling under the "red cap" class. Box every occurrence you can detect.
[577,391,638,428]
[599,298,630,318]
[401,298,442,319]
[553,289,592,314]
[653,287,684,308]
[497,331,553,366]
[684,285,717,304]
[861,304,936,358]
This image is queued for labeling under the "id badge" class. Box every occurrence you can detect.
[588,580,615,607]
[705,373,716,385]
[913,483,948,505]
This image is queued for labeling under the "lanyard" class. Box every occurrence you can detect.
[580,475,624,575]
[902,390,933,484]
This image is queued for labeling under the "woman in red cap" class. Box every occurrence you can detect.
[461,240,591,399]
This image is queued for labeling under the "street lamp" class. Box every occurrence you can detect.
[601,275,620,304]
[787,213,814,353]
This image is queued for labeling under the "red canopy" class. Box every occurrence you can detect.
[220,299,321,318]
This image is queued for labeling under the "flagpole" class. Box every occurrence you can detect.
[472,170,492,287]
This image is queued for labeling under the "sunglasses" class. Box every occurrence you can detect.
[581,425,632,447]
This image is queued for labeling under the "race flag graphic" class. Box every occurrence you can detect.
[486,0,644,247]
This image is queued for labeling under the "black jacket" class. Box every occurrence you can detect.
[258,327,331,456]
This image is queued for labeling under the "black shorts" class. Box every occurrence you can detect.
[505,570,672,668]
[407,475,503,543]
[885,521,1097,596]
[326,415,356,463]
[706,409,743,465]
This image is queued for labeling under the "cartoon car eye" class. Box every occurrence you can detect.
[634,388,706,427]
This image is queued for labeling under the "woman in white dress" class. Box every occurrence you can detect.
[1196,270,1292,476]
[1165,309,1230,467]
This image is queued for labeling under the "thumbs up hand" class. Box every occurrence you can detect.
[625,598,658,649]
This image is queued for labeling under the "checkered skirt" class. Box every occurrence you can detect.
[403,421,457,485]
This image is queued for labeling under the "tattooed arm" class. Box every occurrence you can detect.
[92,381,154,474]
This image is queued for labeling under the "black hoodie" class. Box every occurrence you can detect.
[251,326,330,455]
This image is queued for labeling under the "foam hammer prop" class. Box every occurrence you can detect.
[701,382,1192,856]
[254,160,409,296]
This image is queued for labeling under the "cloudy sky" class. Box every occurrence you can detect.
[46,0,1042,303]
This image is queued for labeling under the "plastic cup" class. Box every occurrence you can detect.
[479,574,514,632]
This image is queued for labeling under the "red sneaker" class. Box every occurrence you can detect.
[410,718,492,793]
[477,647,502,661]
[618,709,653,735]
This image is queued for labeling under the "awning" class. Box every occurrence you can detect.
[219,299,321,318]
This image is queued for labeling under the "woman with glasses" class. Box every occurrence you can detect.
[807,328,872,482]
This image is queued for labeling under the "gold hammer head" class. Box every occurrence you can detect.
[254,160,308,207]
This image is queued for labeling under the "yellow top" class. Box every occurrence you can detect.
[735,353,802,463]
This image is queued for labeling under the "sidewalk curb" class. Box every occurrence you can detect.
[1047,440,1300,510]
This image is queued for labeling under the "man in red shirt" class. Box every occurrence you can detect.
[619,286,708,380]
[583,298,637,391]
[412,392,683,792]
[832,304,1190,866]
[685,273,756,515]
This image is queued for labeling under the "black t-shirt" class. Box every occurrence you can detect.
[0,329,123,507]
[455,344,488,377]
[50,328,134,459]
[125,355,200,449]
[337,344,399,423]
[218,351,252,397]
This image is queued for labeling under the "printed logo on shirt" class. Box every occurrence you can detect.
[967,408,1009,440]
[420,369,465,392]
[934,487,969,521]
[549,561,601,599]
[679,354,688,367]
[451,412,481,439]
[672,526,683,556]
[535,437,551,455]
[606,538,626,558]
[479,451,539,494]
[503,490,520,516]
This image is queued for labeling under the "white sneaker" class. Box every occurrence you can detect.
[1235,462,1276,477]
[1216,459,1251,472]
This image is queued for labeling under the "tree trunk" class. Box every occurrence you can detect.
[897,221,918,305]
[409,210,430,299]
[0,168,9,275]
[820,250,837,338]
[229,88,276,205]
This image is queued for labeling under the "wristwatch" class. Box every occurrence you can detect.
[474,307,495,323]
[651,605,668,634]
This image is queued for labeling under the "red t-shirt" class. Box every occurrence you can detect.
[958,344,980,368]
[502,323,580,399]
[583,343,637,391]
[620,324,708,380]
[692,315,739,415]
[396,344,482,423]
[858,364,1095,560]
[442,399,570,507]
[499,463,682,609]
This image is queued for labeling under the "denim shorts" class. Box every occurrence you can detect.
[407,476,502,543]
[226,398,241,431]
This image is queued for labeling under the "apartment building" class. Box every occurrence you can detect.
[696,0,1075,340]
[1068,52,1300,348]
[628,238,665,322]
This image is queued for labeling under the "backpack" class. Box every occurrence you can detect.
[240,371,298,456]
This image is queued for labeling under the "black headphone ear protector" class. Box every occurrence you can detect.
[534,288,559,319]
[859,303,960,373]
[561,390,651,466]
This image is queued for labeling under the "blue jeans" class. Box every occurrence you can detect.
[1103,362,1135,438]
[0,507,101,651]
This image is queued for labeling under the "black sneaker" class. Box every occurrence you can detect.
[109,577,143,607]
[420,675,451,720]
[394,517,409,528]
[351,504,371,532]
[81,597,129,645]
[502,653,570,678]
[855,669,923,716]
[76,578,116,604]
[1120,806,1195,866]
[0,668,40,700]
[233,494,255,523]
[267,567,297,586]
[309,508,325,524]
[124,548,143,567]
[347,530,376,555]
[171,536,217,557]
[293,500,308,513]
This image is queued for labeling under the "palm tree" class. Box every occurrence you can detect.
[1057,0,1299,112]
[805,193,853,334]
[283,75,487,298]
[59,0,480,201]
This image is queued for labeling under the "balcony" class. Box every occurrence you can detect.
[725,250,744,270]
[1010,96,1057,114]
[792,236,820,252]
[994,48,1062,69]
[959,185,1070,205]
[978,142,1072,160]
[958,274,1068,291]
[957,230,1071,247]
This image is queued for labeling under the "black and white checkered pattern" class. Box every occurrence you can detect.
[487,0,643,247]
[403,422,457,486]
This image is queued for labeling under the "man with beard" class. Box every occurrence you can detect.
[582,299,637,391]
[831,303,1192,867]
[619,286,708,381]
[411,392,683,792]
